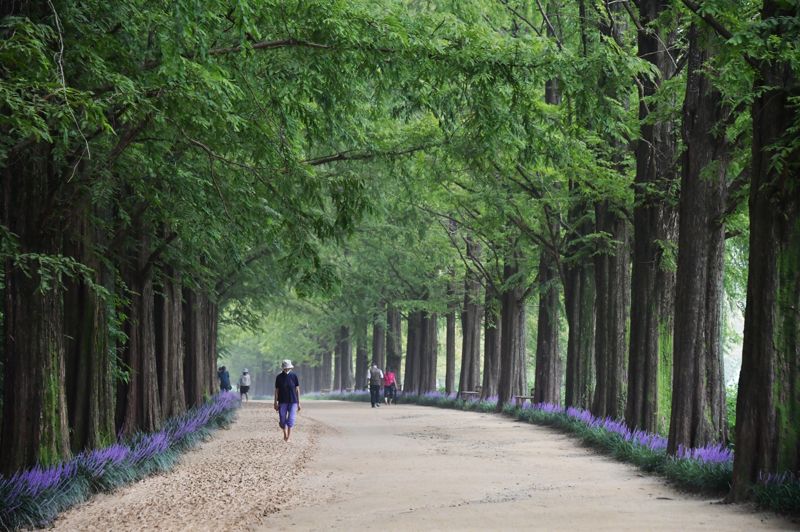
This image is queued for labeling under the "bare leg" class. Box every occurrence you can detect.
[285,427,292,441]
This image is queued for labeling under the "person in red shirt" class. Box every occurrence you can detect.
[383,367,397,405]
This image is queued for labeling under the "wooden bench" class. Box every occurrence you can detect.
[458,391,480,401]
[514,395,535,407]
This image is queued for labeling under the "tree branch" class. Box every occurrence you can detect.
[498,0,543,37]
[302,142,442,166]
[140,232,179,278]
[209,38,335,56]
[680,0,759,70]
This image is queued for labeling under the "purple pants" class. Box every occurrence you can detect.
[278,403,298,428]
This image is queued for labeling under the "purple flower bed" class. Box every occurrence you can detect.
[0,392,240,530]
[525,402,731,464]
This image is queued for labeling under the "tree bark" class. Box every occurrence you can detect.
[355,322,368,390]
[533,249,561,404]
[482,286,502,399]
[64,211,116,452]
[372,303,386,370]
[155,268,186,419]
[564,215,595,409]
[322,348,333,391]
[626,0,679,434]
[182,289,211,407]
[386,306,403,381]
[418,311,438,393]
[119,235,162,436]
[0,141,73,473]
[667,24,730,454]
[459,239,483,392]
[336,326,353,391]
[404,311,422,393]
[731,1,800,499]
[592,202,630,419]
[497,259,527,407]
[333,331,342,391]
[445,297,457,395]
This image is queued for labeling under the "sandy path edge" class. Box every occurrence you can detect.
[53,401,318,531]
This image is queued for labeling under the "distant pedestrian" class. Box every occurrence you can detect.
[383,367,397,405]
[218,366,231,392]
[238,369,251,403]
[368,362,383,408]
[274,360,301,441]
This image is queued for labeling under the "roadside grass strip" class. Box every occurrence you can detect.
[319,390,798,515]
[0,392,240,530]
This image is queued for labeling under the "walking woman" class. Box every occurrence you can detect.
[274,360,301,441]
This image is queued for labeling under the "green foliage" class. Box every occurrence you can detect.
[752,476,800,516]
[726,384,738,444]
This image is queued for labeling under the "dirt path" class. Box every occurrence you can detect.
[55,400,796,531]
[263,401,795,531]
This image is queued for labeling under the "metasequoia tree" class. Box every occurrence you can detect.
[626,0,679,434]
[730,0,800,500]
[668,23,731,453]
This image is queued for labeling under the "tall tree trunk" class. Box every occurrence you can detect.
[626,0,679,434]
[534,249,561,404]
[418,312,438,393]
[155,268,186,419]
[372,303,386,370]
[333,332,342,391]
[459,239,483,392]
[444,308,456,394]
[482,286,502,399]
[336,326,353,391]
[120,235,162,436]
[182,289,209,407]
[515,303,529,397]
[1,151,71,470]
[445,292,457,395]
[313,360,323,392]
[667,24,730,454]
[731,1,800,499]
[205,299,218,397]
[386,306,403,381]
[0,0,71,476]
[564,213,595,409]
[322,348,333,391]
[64,212,116,452]
[355,322,368,390]
[497,259,527,407]
[592,202,630,419]
[404,311,422,393]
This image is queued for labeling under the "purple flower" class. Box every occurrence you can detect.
[676,443,733,464]
[76,444,130,478]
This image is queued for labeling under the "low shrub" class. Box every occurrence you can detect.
[0,392,239,530]
[753,472,800,516]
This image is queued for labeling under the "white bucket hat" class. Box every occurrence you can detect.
[281,359,294,369]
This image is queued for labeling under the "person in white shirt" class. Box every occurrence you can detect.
[368,363,384,408]
[238,369,252,403]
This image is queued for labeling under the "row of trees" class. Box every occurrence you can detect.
[2,0,797,506]
[224,0,799,504]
